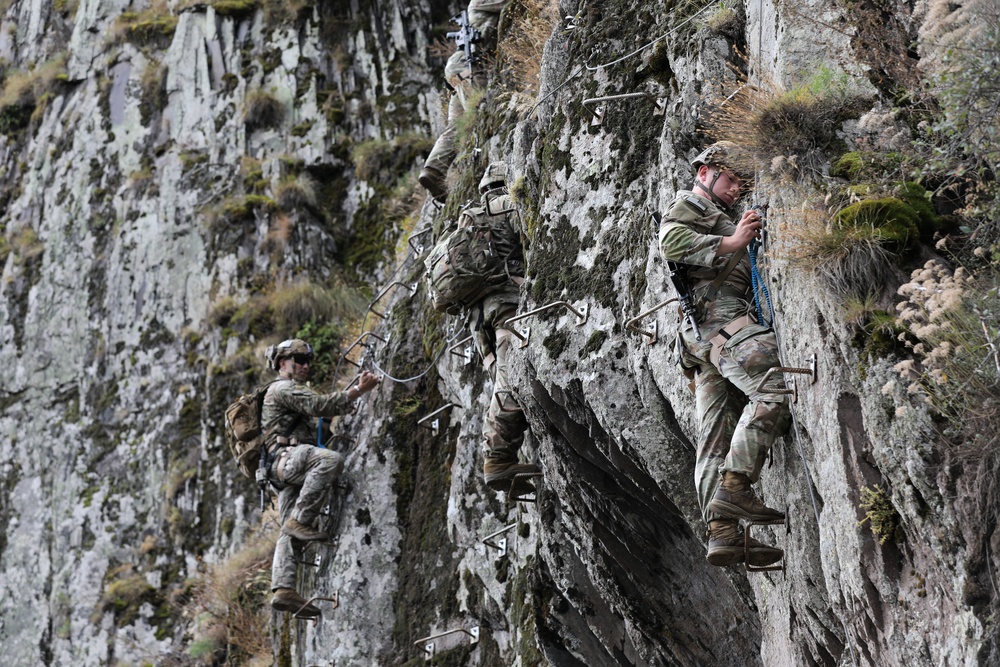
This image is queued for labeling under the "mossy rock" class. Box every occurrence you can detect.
[832,197,919,252]
[831,151,864,181]
[893,181,943,239]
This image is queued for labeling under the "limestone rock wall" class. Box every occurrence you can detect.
[0,0,996,666]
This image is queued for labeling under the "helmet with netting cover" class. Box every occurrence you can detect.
[691,141,753,181]
[265,338,313,371]
[479,161,507,194]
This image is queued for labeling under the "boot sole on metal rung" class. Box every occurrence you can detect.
[507,472,543,504]
[744,512,790,574]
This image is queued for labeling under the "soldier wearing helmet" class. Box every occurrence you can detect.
[261,338,381,618]
[418,0,512,200]
[657,143,790,569]
[465,162,538,494]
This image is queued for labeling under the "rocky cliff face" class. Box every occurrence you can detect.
[1,0,997,666]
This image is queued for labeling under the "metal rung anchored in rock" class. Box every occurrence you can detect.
[415,626,480,659]
[482,522,518,557]
[417,403,456,436]
[625,297,678,345]
[754,353,818,403]
[744,514,790,574]
[505,301,589,349]
[508,472,543,504]
[292,592,339,621]
[582,92,666,126]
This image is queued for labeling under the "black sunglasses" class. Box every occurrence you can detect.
[292,354,312,365]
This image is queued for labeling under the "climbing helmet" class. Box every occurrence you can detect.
[479,161,508,194]
[266,338,314,370]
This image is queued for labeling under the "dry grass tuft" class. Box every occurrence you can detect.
[779,205,895,301]
[704,57,869,177]
[498,0,560,96]
[185,523,276,663]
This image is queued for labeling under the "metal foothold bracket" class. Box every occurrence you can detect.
[653,97,667,116]
[417,403,456,435]
[517,327,531,348]
[591,105,605,125]
[483,522,517,558]
[744,514,789,575]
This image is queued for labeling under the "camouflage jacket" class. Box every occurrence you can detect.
[261,378,352,449]
[658,190,759,356]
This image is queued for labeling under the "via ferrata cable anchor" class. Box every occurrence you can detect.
[743,513,790,574]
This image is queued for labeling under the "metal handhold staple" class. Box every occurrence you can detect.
[448,335,475,364]
[754,353,817,403]
[340,331,388,368]
[292,593,339,620]
[417,403,456,435]
[482,522,517,557]
[624,297,677,345]
[416,626,480,658]
[582,92,667,125]
[504,301,589,348]
[408,226,433,255]
[368,281,418,319]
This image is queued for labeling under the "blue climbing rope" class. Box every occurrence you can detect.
[747,240,773,328]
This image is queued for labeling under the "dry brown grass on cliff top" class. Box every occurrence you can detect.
[499,0,560,96]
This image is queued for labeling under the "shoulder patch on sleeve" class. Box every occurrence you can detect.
[682,195,707,213]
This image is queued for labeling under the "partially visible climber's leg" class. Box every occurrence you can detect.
[276,445,344,541]
[481,326,536,491]
[420,94,462,199]
[709,332,789,521]
[708,471,786,522]
[270,587,321,618]
[271,479,301,593]
[694,365,742,521]
[706,518,783,567]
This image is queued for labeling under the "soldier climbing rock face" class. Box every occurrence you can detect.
[261,338,381,619]
[658,143,791,568]
[418,0,512,200]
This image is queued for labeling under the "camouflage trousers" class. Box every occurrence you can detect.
[691,330,790,522]
[482,324,528,461]
[422,92,463,177]
[270,444,343,591]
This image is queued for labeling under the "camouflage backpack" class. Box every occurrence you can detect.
[424,201,523,315]
[224,382,275,479]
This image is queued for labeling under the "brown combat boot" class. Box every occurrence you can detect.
[706,519,783,567]
[418,166,447,200]
[708,471,785,523]
[483,459,540,493]
[282,518,327,542]
[271,588,321,618]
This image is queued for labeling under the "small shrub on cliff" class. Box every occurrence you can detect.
[893,258,1000,427]
[706,63,870,174]
[243,89,285,132]
[497,0,560,96]
[858,484,901,545]
[184,523,274,664]
[0,54,68,135]
[112,2,178,48]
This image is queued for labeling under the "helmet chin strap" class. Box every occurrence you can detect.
[695,168,730,209]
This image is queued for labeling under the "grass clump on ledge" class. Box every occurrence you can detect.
[243,89,285,132]
[113,1,178,48]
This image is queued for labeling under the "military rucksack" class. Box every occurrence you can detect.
[224,382,275,479]
[424,202,523,315]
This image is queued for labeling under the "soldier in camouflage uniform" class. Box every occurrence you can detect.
[471,163,540,492]
[658,142,791,567]
[261,339,381,617]
[418,0,511,199]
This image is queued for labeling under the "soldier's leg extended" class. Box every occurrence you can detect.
[419,93,462,198]
[693,364,739,522]
[277,445,344,542]
[708,332,791,522]
[481,326,536,490]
